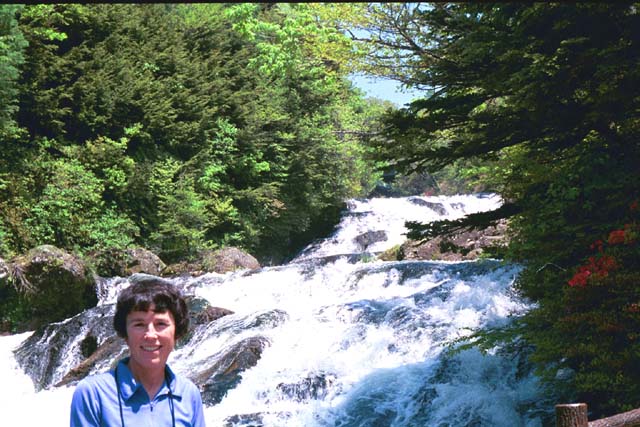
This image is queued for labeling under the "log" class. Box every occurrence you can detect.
[589,408,640,427]
[556,403,589,427]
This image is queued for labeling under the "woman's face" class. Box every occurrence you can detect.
[125,305,176,374]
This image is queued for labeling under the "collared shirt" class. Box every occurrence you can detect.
[70,358,205,427]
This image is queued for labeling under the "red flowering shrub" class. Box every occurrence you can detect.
[567,255,617,287]
[607,229,626,245]
[567,200,638,288]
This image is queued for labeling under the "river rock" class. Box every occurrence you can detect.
[275,372,336,401]
[56,335,127,387]
[14,303,117,390]
[354,230,388,251]
[8,245,97,330]
[162,247,260,277]
[222,412,293,427]
[399,220,509,261]
[89,247,166,277]
[193,336,271,405]
[201,247,261,274]
[194,305,235,325]
[407,197,448,216]
[223,413,266,427]
[177,295,235,344]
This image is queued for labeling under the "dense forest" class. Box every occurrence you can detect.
[0,3,393,264]
[1,2,639,420]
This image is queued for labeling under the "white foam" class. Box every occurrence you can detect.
[1,194,546,426]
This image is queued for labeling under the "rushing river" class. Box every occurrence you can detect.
[0,194,557,426]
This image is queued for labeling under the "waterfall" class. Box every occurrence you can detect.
[0,194,558,426]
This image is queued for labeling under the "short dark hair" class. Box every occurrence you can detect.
[113,279,189,340]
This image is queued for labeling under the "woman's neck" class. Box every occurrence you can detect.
[127,359,166,399]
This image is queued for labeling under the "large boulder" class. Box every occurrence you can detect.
[192,336,271,405]
[201,247,261,274]
[8,245,97,330]
[89,248,166,277]
[162,247,261,277]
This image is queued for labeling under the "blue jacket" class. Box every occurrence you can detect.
[70,358,205,427]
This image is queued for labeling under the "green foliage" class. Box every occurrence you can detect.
[25,156,137,253]
[523,206,640,416]
[353,2,640,417]
[0,5,27,140]
[151,174,210,262]
[0,3,387,265]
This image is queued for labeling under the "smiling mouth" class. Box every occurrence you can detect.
[142,346,161,352]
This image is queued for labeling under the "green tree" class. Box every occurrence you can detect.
[347,3,640,417]
[1,3,386,263]
[0,5,27,140]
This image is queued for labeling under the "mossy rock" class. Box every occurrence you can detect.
[10,245,97,330]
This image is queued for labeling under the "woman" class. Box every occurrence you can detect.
[70,279,206,426]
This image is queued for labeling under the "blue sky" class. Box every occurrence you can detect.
[350,74,421,107]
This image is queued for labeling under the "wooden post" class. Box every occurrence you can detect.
[556,403,589,427]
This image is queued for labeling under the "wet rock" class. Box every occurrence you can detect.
[201,247,261,274]
[193,336,271,405]
[222,412,292,427]
[354,230,387,251]
[276,373,336,401]
[89,247,166,277]
[340,299,393,325]
[408,197,448,216]
[14,304,116,390]
[223,413,265,427]
[196,306,235,325]
[7,245,97,330]
[56,335,127,387]
[199,310,288,342]
[178,295,235,344]
[247,309,288,329]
